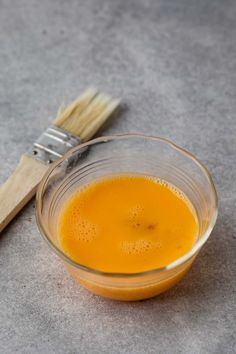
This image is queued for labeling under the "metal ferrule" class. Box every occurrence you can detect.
[29,126,82,164]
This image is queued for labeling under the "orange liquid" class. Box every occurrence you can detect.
[59,175,198,274]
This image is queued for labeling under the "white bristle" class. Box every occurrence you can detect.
[52,89,120,142]
[81,98,120,141]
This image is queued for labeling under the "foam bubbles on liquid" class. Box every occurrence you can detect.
[120,239,161,255]
[69,217,97,243]
[127,205,159,231]
[148,176,192,205]
[128,204,144,225]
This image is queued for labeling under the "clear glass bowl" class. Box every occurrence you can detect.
[36,134,218,301]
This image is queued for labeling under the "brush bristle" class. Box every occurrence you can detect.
[53,88,120,142]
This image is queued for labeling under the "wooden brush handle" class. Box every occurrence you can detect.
[0,155,48,233]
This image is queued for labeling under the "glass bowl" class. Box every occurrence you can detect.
[36,134,218,301]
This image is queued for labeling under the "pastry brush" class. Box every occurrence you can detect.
[0,88,120,232]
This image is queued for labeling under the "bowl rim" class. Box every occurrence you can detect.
[36,133,218,278]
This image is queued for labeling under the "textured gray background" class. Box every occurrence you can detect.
[0,0,236,353]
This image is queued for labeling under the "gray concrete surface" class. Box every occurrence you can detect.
[0,0,236,353]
